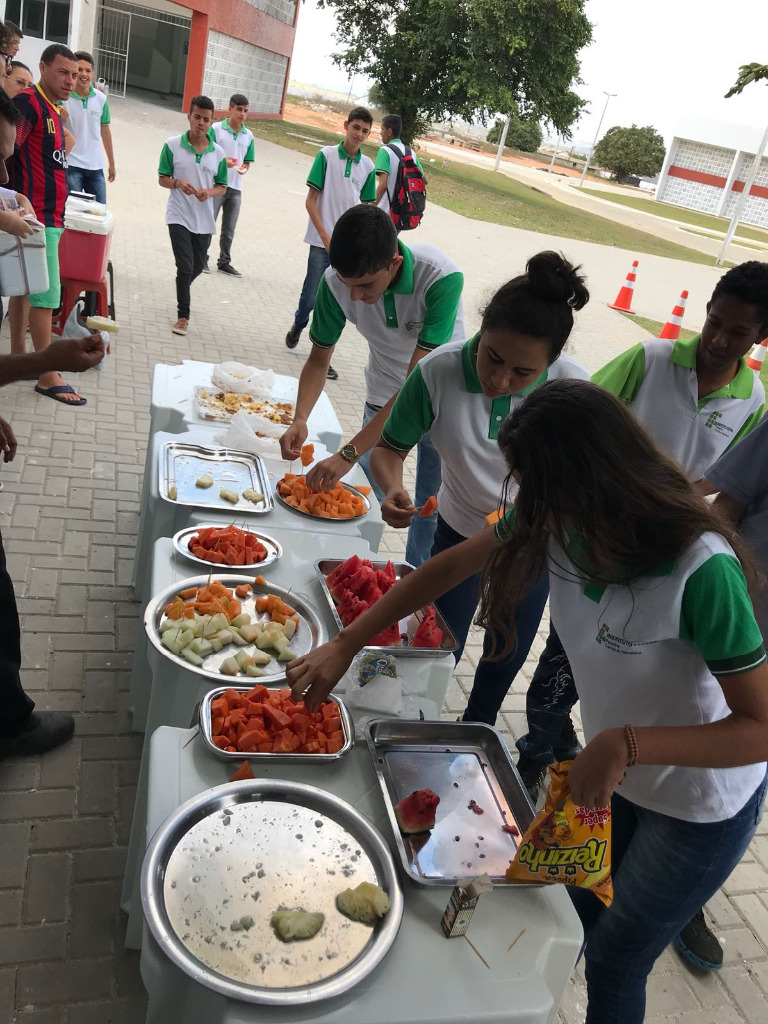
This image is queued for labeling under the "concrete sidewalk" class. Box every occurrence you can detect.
[0,93,765,1023]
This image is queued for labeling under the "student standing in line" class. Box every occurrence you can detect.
[284,106,376,382]
[279,204,464,567]
[158,95,228,337]
[370,251,588,719]
[208,93,254,278]
[65,51,115,204]
[287,378,768,1024]
[374,113,426,218]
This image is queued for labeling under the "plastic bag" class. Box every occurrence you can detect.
[61,300,108,370]
[506,762,613,906]
[211,361,275,398]
[344,652,402,715]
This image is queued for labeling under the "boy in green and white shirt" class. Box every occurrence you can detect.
[209,93,255,277]
[285,106,376,380]
[65,51,114,204]
[375,113,426,219]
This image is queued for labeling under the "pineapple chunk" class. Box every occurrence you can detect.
[335,882,391,925]
[196,473,214,489]
[168,484,177,501]
[270,910,324,942]
[242,489,264,505]
[219,488,239,505]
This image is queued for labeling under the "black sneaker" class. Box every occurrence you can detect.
[327,365,339,381]
[674,909,723,970]
[201,261,210,275]
[553,715,583,762]
[218,264,242,277]
[0,712,75,759]
[516,754,546,803]
[285,323,302,349]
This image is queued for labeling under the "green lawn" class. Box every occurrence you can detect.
[579,188,768,245]
[619,312,697,341]
[248,119,723,266]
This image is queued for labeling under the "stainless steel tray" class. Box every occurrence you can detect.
[172,525,283,572]
[199,686,354,763]
[141,779,404,1005]
[160,442,273,514]
[275,480,371,521]
[366,719,535,886]
[315,559,457,657]
[144,574,327,684]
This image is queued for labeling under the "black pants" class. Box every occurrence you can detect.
[0,531,34,735]
[168,224,211,320]
[515,624,579,764]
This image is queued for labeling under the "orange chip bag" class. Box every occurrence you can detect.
[506,762,613,907]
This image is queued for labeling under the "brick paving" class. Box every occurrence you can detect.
[0,94,765,1022]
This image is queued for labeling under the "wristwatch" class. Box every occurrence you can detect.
[338,443,360,465]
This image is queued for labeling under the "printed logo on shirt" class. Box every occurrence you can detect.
[704,410,734,438]
[404,320,423,332]
[594,622,656,655]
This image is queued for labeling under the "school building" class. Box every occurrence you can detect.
[655,118,768,228]
[1,0,299,116]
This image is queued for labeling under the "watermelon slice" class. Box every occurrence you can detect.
[376,569,395,594]
[326,555,363,590]
[345,565,377,596]
[394,789,441,833]
[370,622,401,646]
[411,606,444,648]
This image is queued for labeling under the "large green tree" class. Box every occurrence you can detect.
[592,125,666,181]
[319,0,592,144]
[726,63,768,96]
[487,110,543,152]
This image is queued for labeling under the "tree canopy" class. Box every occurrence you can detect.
[487,111,543,152]
[319,0,592,144]
[592,125,666,181]
[725,63,768,96]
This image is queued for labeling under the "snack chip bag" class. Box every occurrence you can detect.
[506,762,613,906]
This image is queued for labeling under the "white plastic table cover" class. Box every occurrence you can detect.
[137,726,582,1024]
[132,426,385,601]
[149,360,343,452]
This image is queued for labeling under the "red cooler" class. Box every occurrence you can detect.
[59,195,114,281]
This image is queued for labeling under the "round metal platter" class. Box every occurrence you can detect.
[172,525,283,572]
[274,480,371,522]
[144,574,327,685]
[141,779,403,1005]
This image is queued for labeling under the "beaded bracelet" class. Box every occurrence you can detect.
[624,723,639,767]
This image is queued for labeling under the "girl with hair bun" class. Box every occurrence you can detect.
[366,250,590,724]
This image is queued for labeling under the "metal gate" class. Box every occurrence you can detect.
[95,7,131,98]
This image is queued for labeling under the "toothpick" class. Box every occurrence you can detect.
[507,928,526,953]
[464,934,490,970]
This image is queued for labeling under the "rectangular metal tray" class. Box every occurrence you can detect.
[365,719,536,886]
[314,559,457,658]
[159,441,273,514]
[199,685,354,763]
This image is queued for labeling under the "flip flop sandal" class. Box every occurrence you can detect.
[34,384,87,406]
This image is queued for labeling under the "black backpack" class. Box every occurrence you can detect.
[387,143,426,231]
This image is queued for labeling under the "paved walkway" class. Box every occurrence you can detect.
[0,94,766,1023]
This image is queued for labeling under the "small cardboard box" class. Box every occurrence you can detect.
[441,883,480,938]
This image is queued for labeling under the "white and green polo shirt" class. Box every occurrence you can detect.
[374,139,424,214]
[310,240,464,407]
[212,119,255,191]
[65,85,110,171]
[158,133,229,235]
[383,335,588,537]
[594,335,765,480]
[496,511,767,822]
[303,142,376,247]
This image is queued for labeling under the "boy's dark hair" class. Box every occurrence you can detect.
[73,51,95,67]
[190,95,214,114]
[0,87,19,125]
[711,261,768,329]
[229,93,249,108]
[329,205,397,277]
[381,114,402,137]
[41,43,76,64]
[347,105,373,126]
[10,60,30,72]
[481,251,589,364]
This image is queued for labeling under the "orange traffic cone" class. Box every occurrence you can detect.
[746,338,768,371]
[658,290,689,340]
[607,260,638,314]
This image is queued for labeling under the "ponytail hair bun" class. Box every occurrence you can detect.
[525,251,589,311]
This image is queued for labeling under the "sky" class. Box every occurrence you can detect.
[290,0,768,148]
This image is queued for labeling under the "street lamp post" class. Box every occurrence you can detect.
[716,120,768,265]
[548,136,560,173]
[493,116,510,172]
[578,91,617,187]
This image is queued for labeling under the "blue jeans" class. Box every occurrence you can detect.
[294,245,331,329]
[213,187,242,267]
[430,514,550,724]
[67,166,106,205]
[571,776,768,1024]
[516,624,579,764]
[358,401,441,567]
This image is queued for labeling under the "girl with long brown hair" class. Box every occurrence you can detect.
[287,378,768,1023]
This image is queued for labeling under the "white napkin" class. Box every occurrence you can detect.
[211,361,276,398]
[214,410,283,457]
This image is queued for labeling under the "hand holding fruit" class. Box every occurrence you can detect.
[381,488,418,529]
[237,164,249,176]
[46,335,106,373]
[227,156,239,167]
[0,417,17,462]
[305,453,349,492]
[287,635,355,712]
[279,419,308,461]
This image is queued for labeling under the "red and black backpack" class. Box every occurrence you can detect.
[388,143,426,231]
